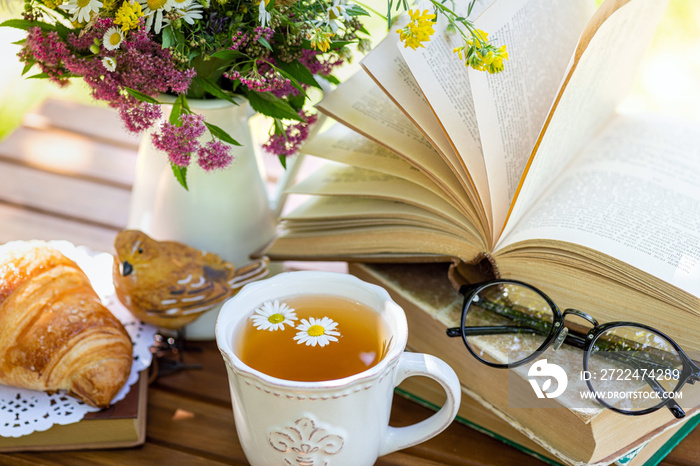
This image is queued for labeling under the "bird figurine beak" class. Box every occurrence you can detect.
[120,261,133,277]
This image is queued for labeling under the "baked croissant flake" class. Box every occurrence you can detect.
[0,241,133,409]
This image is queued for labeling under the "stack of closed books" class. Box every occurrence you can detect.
[350,262,699,465]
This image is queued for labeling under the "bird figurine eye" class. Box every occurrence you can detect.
[137,247,143,254]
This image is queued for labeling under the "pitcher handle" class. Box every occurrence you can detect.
[379,352,461,456]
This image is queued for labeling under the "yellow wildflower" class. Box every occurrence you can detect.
[396,9,436,50]
[114,0,144,32]
[453,29,508,74]
[307,28,334,53]
[41,0,64,9]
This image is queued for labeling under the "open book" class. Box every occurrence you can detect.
[264,0,700,350]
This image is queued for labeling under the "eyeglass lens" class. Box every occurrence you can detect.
[463,283,555,365]
[586,326,685,413]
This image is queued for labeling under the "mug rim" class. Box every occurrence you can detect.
[215,270,408,390]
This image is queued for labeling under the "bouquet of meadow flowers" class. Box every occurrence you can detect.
[2,0,505,188]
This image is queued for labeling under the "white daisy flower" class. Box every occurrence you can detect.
[60,0,103,24]
[138,0,175,34]
[294,317,341,347]
[250,300,297,331]
[164,0,203,27]
[102,56,117,72]
[315,0,351,33]
[103,26,124,51]
[258,0,271,27]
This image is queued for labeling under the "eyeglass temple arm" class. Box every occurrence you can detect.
[446,326,540,338]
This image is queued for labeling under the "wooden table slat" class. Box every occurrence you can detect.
[0,162,130,229]
[0,126,136,188]
[0,203,118,252]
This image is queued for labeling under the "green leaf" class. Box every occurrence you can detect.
[322,74,340,85]
[21,61,35,76]
[346,4,370,16]
[0,19,48,31]
[27,72,50,80]
[169,95,183,125]
[273,67,307,96]
[205,122,242,146]
[192,76,239,105]
[171,164,188,190]
[257,37,273,52]
[245,91,303,121]
[274,60,320,89]
[0,19,69,40]
[161,26,176,49]
[210,49,244,60]
[125,87,161,104]
[278,154,287,170]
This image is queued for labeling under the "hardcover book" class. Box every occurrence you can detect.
[0,370,148,452]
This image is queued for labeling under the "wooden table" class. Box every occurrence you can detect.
[1,99,698,465]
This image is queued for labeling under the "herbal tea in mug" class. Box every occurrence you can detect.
[217,271,460,465]
[234,294,391,381]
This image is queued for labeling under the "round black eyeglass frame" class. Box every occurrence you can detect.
[445,279,700,419]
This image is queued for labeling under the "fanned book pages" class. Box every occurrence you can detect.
[263,0,700,352]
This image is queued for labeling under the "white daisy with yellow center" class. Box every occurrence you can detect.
[138,0,175,34]
[60,0,103,23]
[250,300,297,331]
[294,317,341,347]
[164,0,203,27]
[102,56,117,72]
[103,26,124,51]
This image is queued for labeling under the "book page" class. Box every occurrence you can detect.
[361,35,485,221]
[469,0,594,240]
[399,4,491,222]
[301,124,481,228]
[301,124,444,198]
[502,0,669,243]
[497,114,700,297]
[287,162,475,232]
[282,196,470,238]
[316,71,470,211]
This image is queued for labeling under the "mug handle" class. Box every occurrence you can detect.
[378,352,461,456]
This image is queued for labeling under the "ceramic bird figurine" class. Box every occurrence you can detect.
[112,230,269,330]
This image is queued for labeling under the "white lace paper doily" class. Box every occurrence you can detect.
[0,241,157,438]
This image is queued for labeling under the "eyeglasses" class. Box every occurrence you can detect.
[445,279,700,418]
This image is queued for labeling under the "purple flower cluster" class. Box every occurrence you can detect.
[239,63,291,93]
[19,29,71,84]
[198,140,233,171]
[152,113,234,171]
[262,111,318,158]
[20,19,195,137]
[229,27,273,51]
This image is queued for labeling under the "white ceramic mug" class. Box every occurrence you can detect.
[216,271,461,466]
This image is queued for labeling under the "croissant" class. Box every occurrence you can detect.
[0,241,133,409]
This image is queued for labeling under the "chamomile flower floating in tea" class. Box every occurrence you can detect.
[250,300,298,332]
[294,317,341,347]
[235,295,391,382]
